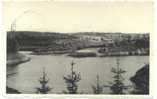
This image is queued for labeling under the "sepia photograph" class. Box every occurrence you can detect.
[4,1,152,94]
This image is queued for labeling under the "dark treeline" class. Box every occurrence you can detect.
[114,35,149,51]
[7,31,149,54]
[7,31,78,51]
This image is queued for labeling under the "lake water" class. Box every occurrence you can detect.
[7,51,149,94]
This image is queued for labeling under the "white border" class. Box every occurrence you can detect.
[0,0,154,99]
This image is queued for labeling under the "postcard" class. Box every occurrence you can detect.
[0,0,153,99]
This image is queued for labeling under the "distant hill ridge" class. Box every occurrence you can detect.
[7,31,149,36]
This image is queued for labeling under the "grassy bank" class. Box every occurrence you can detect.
[6,86,21,94]
[7,52,30,66]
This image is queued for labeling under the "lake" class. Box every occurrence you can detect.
[7,51,149,94]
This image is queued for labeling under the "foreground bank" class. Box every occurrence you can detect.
[7,52,30,67]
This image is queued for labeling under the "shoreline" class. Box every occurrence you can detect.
[7,53,30,94]
[30,50,149,58]
[7,52,31,66]
[6,86,21,94]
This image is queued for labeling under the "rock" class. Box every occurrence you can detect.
[130,64,149,94]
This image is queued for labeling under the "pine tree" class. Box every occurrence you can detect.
[91,75,103,94]
[63,61,81,94]
[104,59,130,94]
[36,67,51,94]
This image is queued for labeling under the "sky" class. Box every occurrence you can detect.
[3,1,153,33]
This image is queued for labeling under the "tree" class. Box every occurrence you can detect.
[104,59,130,94]
[7,32,19,53]
[36,67,51,94]
[91,75,103,94]
[63,61,81,94]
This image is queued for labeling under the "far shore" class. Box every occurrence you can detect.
[28,47,149,58]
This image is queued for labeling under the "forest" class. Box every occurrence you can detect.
[7,31,149,55]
